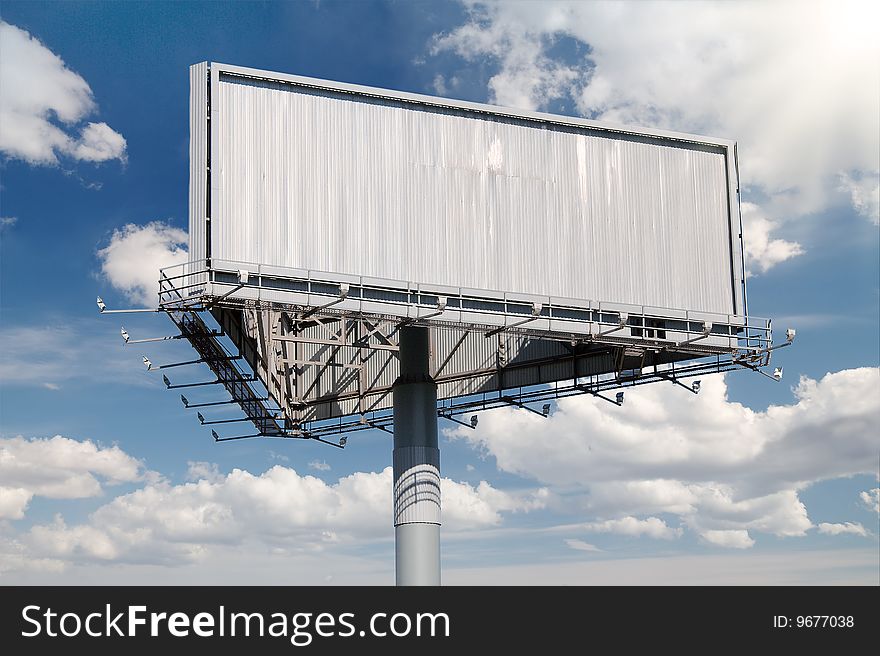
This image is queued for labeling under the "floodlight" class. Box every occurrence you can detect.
[615,391,625,405]
[692,380,701,394]
[702,321,712,335]
[163,374,171,388]
[339,282,350,298]
[786,328,796,343]
[618,312,629,325]
[531,302,543,316]
[211,430,220,442]
[437,295,448,311]
[120,327,130,343]
[197,412,206,424]
[773,367,783,381]
[542,403,551,416]
[339,436,348,447]
[142,356,152,370]
[180,394,189,407]
[470,415,478,428]
[96,296,106,312]
[237,269,250,284]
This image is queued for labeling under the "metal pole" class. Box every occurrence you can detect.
[393,326,441,586]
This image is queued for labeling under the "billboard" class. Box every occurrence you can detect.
[172,62,766,431]
[190,62,744,317]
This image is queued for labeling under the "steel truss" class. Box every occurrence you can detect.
[97,261,787,447]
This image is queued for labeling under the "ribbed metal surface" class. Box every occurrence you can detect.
[188,62,207,265]
[204,64,738,315]
[393,447,441,526]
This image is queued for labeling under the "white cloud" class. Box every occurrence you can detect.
[860,488,879,514]
[449,367,880,543]
[452,369,879,490]
[0,436,145,521]
[585,479,697,516]
[0,436,145,497]
[443,479,547,529]
[4,448,542,568]
[308,460,331,471]
[564,538,601,552]
[687,488,812,538]
[70,122,127,163]
[41,382,61,391]
[0,216,17,230]
[0,487,33,520]
[700,529,755,549]
[432,11,586,112]
[186,461,223,484]
[740,202,804,276]
[0,21,126,165]
[581,516,682,540]
[839,171,880,225]
[97,221,188,306]
[434,1,880,271]
[817,522,868,537]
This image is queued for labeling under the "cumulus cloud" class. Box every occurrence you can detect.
[817,522,868,537]
[308,460,331,472]
[443,479,547,529]
[433,14,586,111]
[3,439,543,568]
[433,1,880,271]
[699,529,755,549]
[0,487,33,521]
[581,516,682,540]
[740,202,804,276]
[97,221,188,306]
[449,367,880,544]
[0,21,126,165]
[186,461,223,484]
[860,488,879,514]
[70,122,127,164]
[0,436,146,520]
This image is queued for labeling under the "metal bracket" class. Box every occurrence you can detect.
[144,355,241,371]
[660,374,701,395]
[299,283,350,321]
[197,413,256,426]
[676,321,713,347]
[485,303,543,338]
[500,396,551,417]
[97,297,161,314]
[593,312,628,339]
[440,412,478,429]
[203,269,251,311]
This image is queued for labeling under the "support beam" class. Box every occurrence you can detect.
[393,326,441,586]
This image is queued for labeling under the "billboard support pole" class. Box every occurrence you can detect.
[392,326,441,586]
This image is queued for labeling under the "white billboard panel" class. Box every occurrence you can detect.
[190,62,745,318]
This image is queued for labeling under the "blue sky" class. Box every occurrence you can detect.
[1,1,878,584]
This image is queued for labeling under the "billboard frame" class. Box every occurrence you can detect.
[192,61,747,318]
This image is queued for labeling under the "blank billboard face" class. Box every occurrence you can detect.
[190,63,744,318]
